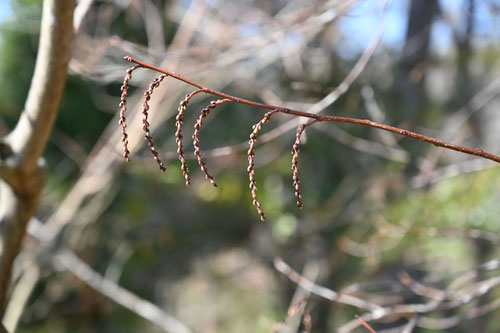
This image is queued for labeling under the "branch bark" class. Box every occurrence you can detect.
[0,0,75,314]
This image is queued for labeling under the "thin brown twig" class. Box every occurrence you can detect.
[192,99,231,186]
[356,315,377,333]
[123,56,500,164]
[315,122,409,162]
[175,89,205,185]
[417,75,500,185]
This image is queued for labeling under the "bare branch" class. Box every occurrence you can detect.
[125,57,500,164]
[315,123,409,162]
[0,0,75,312]
[55,249,192,333]
[121,56,499,221]
[275,256,500,332]
[2,261,40,332]
[273,257,382,312]
[5,0,74,174]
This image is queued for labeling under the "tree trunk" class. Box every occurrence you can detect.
[397,0,440,122]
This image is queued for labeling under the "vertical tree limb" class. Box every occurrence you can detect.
[0,0,75,314]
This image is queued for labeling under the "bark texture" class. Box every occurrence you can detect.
[0,0,75,314]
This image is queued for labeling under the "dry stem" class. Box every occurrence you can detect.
[119,56,500,221]
[123,56,500,164]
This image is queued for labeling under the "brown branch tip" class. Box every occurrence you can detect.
[120,56,500,222]
[356,315,377,333]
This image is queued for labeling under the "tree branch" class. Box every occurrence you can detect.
[0,0,75,314]
[123,56,500,164]
[54,248,193,333]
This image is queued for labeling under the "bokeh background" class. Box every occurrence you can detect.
[1,0,500,332]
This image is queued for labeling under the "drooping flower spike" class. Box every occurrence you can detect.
[120,56,500,222]
[175,89,205,185]
[193,99,231,187]
[119,65,141,162]
[291,120,317,208]
[247,110,279,221]
[142,74,168,171]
